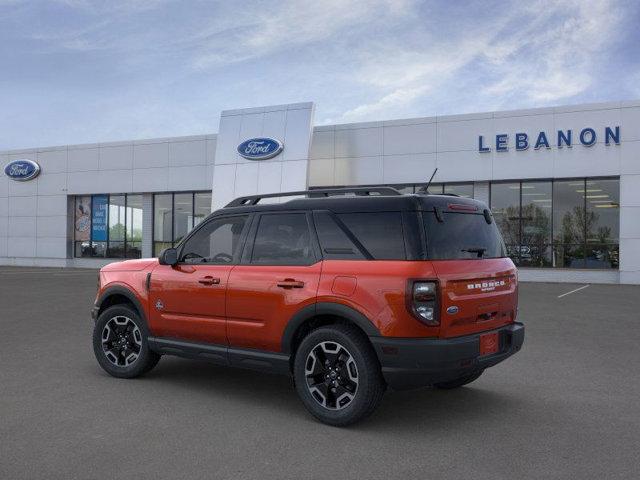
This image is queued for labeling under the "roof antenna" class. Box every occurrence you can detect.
[418,168,438,194]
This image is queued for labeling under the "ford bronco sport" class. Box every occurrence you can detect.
[92,187,524,426]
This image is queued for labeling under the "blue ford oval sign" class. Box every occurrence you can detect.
[4,159,41,181]
[237,137,283,160]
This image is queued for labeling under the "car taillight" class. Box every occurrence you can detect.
[409,281,439,326]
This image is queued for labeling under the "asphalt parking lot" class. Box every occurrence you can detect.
[1,267,639,479]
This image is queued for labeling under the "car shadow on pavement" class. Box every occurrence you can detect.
[363,386,525,433]
[117,357,525,430]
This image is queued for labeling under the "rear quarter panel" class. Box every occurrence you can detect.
[318,260,441,338]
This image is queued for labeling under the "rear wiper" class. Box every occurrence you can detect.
[461,247,486,258]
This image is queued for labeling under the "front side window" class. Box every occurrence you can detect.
[251,213,314,265]
[180,216,248,264]
[423,212,506,260]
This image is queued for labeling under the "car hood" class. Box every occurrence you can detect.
[101,258,158,272]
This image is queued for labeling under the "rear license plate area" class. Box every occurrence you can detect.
[479,332,499,356]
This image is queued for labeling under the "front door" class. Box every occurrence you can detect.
[226,212,321,352]
[149,214,250,345]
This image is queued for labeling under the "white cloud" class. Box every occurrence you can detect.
[191,0,415,69]
[481,0,621,105]
[334,0,625,122]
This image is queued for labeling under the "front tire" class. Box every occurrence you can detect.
[92,304,160,379]
[293,325,385,427]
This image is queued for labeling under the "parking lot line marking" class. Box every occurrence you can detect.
[557,284,590,298]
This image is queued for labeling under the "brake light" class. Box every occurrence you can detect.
[408,281,439,326]
[448,203,477,212]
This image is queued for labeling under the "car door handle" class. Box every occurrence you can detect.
[198,276,220,285]
[277,279,305,289]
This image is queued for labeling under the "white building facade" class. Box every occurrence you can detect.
[1,100,639,284]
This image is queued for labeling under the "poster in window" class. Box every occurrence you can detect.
[92,195,108,242]
[74,196,91,241]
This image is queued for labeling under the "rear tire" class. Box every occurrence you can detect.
[93,304,160,379]
[434,370,483,389]
[293,324,385,427]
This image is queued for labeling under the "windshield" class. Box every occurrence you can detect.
[423,211,507,260]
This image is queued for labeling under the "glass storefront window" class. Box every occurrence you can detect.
[153,191,212,256]
[73,193,144,259]
[74,196,92,257]
[173,193,193,244]
[553,180,586,246]
[389,185,414,194]
[489,178,619,270]
[553,180,587,268]
[108,195,125,257]
[520,181,552,267]
[585,178,619,269]
[194,192,212,227]
[444,183,474,198]
[490,182,521,264]
[153,194,172,255]
[416,183,443,194]
[126,195,143,259]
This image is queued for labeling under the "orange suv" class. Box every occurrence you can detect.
[92,187,524,426]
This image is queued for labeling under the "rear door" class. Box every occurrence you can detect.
[423,209,518,338]
[226,212,322,352]
[149,214,250,344]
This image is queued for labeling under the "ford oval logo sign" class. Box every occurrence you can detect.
[4,159,41,182]
[237,137,283,160]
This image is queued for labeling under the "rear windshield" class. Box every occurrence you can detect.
[423,211,507,260]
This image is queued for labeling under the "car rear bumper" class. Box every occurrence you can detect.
[370,322,524,390]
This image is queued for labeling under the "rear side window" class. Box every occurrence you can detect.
[337,212,406,260]
[423,212,507,260]
[251,213,314,265]
[313,212,365,260]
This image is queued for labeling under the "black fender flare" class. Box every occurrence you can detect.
[281,302,380,354]
[95,285,149,327]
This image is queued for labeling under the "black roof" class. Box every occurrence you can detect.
[214,188,488,216]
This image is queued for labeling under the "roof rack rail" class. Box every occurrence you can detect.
[225,187,402,208]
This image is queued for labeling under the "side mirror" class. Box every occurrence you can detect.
[159,247,178,266]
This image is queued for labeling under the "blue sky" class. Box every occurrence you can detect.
[1,0,639,150]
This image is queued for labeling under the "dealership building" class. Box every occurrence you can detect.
[1,100,639,284]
